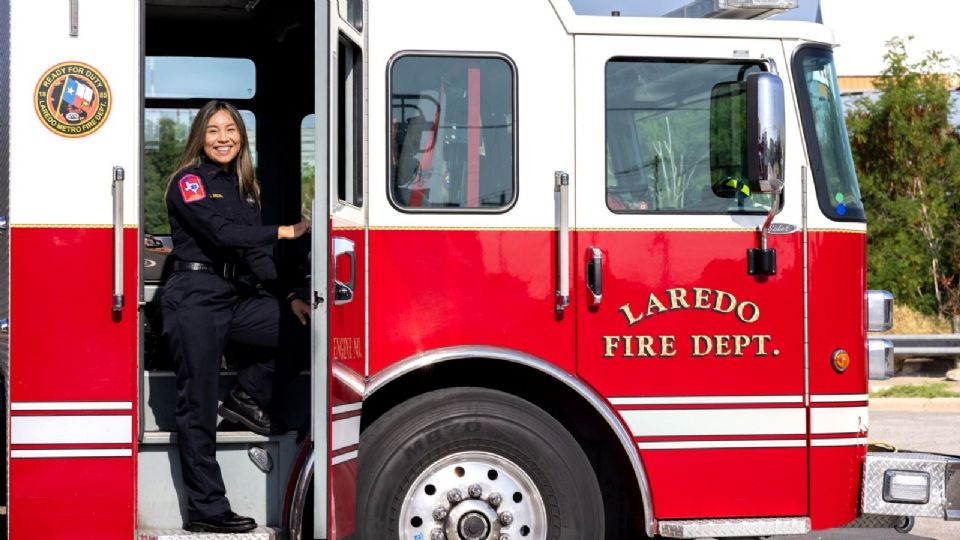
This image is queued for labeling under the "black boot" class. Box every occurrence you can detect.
[219,386,287,435]
[185,510,257,533]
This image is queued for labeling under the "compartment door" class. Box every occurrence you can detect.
[7,0,141,538]
[574,35,808,519]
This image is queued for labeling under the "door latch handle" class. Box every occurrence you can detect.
[332,237,356,306]
[586,247,602,306]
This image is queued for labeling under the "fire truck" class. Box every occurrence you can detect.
[2,0,958,538]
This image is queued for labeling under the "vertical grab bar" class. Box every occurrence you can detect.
[112,166,124,312]
[555,171,570,313]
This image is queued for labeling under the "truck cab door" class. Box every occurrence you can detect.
[574,35,808,520]
[313,1,365,539]
[7,0,140,538]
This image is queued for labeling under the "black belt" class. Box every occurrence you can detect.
[173,261,237,278]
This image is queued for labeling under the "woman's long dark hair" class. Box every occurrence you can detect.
[165,100,260,203]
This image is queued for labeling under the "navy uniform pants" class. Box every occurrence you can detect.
[161,270,301,521]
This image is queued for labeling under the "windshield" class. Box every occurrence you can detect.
[793,46,864,221]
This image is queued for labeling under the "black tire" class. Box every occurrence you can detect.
[894,516,915,534]
[356,387,604,540]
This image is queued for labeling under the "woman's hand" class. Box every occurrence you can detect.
[290,297,311,325]
[278,219,311,240]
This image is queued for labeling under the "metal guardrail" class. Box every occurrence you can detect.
[884,334,960,358]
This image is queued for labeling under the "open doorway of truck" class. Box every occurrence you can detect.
[138,0,315,533]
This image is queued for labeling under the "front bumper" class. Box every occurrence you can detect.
[863,451,960,520]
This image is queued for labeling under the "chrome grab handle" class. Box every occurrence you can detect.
[555,171,570,313]
[586,247,602,306]
[69,0,78,36]
[112,166,124,312]
[332,237,355,306]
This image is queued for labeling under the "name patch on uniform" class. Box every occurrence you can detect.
[210,193,224,199]
[178,174,206,203]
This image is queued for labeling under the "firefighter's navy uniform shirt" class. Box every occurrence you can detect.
[162,161,290,521]
[166,161,279,283]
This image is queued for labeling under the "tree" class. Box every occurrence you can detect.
[847,37,960,315]
[301,160,315,219]
[144,117,187,234]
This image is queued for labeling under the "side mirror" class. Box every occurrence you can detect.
[746,72,785,194]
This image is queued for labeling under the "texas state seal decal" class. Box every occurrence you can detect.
[34,61,112,138]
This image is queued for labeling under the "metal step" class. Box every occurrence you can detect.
[141,430,289,445]
[138,527,278,540]
[138,432,299,530]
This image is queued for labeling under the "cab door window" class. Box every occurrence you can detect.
[143,56,257,235]
[337,35,363,207]
[389,54,516,212]
[144,107,256,234]
[605,58,771,214]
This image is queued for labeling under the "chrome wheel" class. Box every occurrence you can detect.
[400,451,546,540]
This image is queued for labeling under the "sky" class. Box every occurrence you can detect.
[819,0,960,76]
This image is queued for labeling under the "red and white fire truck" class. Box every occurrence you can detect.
[3,0,958,538]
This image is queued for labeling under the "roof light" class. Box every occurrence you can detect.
[666,0,798,20]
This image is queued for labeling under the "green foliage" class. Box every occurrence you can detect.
[301,161,315,219]
[870,382,960,398]
[144,117,187,234]
[847,37,960,315]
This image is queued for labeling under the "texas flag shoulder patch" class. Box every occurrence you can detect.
[178,174,206,203]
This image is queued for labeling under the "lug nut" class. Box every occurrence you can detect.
[432,505,448,521]
[430,528,446,540]
[499,511,514,526]
[488,492,503,507]
[468,483,483,498]
[499,535,511,540]
[447,488,463,504]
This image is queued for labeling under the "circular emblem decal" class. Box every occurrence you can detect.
[34,61,111,138]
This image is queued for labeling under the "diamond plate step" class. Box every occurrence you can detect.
[658,517,810,538]
[137,527,278,540]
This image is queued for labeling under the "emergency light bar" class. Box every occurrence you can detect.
[666,0,798,20]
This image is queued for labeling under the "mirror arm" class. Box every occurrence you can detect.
[759,186,781,250]
[748,188,780,277]
[764,57,778,75]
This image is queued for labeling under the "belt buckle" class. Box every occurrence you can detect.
[222,262,236,279]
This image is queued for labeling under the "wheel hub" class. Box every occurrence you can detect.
[445,500,498,540]
[458,511,490,539]
[399,451,547,540]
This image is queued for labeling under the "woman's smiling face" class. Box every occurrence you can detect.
[203,109,241,167]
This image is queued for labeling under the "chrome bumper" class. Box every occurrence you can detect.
[867,338,894,380]
[863,451,960,520]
